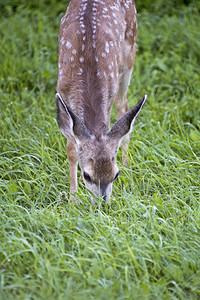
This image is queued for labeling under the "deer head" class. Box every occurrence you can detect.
[56,93,146,203]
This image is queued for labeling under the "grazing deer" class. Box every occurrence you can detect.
[56,0,147,204]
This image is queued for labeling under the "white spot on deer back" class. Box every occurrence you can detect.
[105,42,109,54]
[66,41,72,49]
[109,4,119,12]
[127,30,132,38]
[80,56,84,63]
[78,68,83,75]
[61,37,65,45]
[112,12,116,18]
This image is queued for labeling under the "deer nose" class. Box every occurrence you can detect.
[100,183,108,202]
[102,194,107,202]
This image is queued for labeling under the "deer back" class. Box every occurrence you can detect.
[57,0,137,137]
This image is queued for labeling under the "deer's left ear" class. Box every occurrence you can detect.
[56,93,91,143]
[106,95,147,144]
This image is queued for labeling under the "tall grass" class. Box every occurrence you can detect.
[0,1,200,299]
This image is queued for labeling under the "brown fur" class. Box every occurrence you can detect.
[56,0,146,203]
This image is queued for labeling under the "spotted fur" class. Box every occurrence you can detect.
[56,0,146,203]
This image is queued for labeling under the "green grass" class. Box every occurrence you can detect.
[0,0,200,299]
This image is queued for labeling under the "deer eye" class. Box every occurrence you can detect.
[113,171,120,181]
[83,172,92,183]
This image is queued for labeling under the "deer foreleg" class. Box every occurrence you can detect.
[67,140,78,202]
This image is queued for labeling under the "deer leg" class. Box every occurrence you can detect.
[116,64,134,166]
[67,140,78,203]
[115,44,136,165]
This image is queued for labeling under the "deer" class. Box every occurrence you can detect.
[56,0,147,204]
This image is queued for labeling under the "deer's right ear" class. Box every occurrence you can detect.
[106,95,147,145]
[56,93,91,143]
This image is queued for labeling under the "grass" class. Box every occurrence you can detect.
[0,0,200,299]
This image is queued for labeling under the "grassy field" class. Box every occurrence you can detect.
[0,0,200,299]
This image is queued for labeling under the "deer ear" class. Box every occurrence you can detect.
[56,93,91,143]
[107,95,147,144]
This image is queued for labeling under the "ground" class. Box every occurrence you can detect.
[0,0,200,299]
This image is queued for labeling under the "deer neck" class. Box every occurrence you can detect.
[83,72,108,136]
[71,74,108,136]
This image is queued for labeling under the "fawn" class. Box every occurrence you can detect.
[56,0,147,204]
